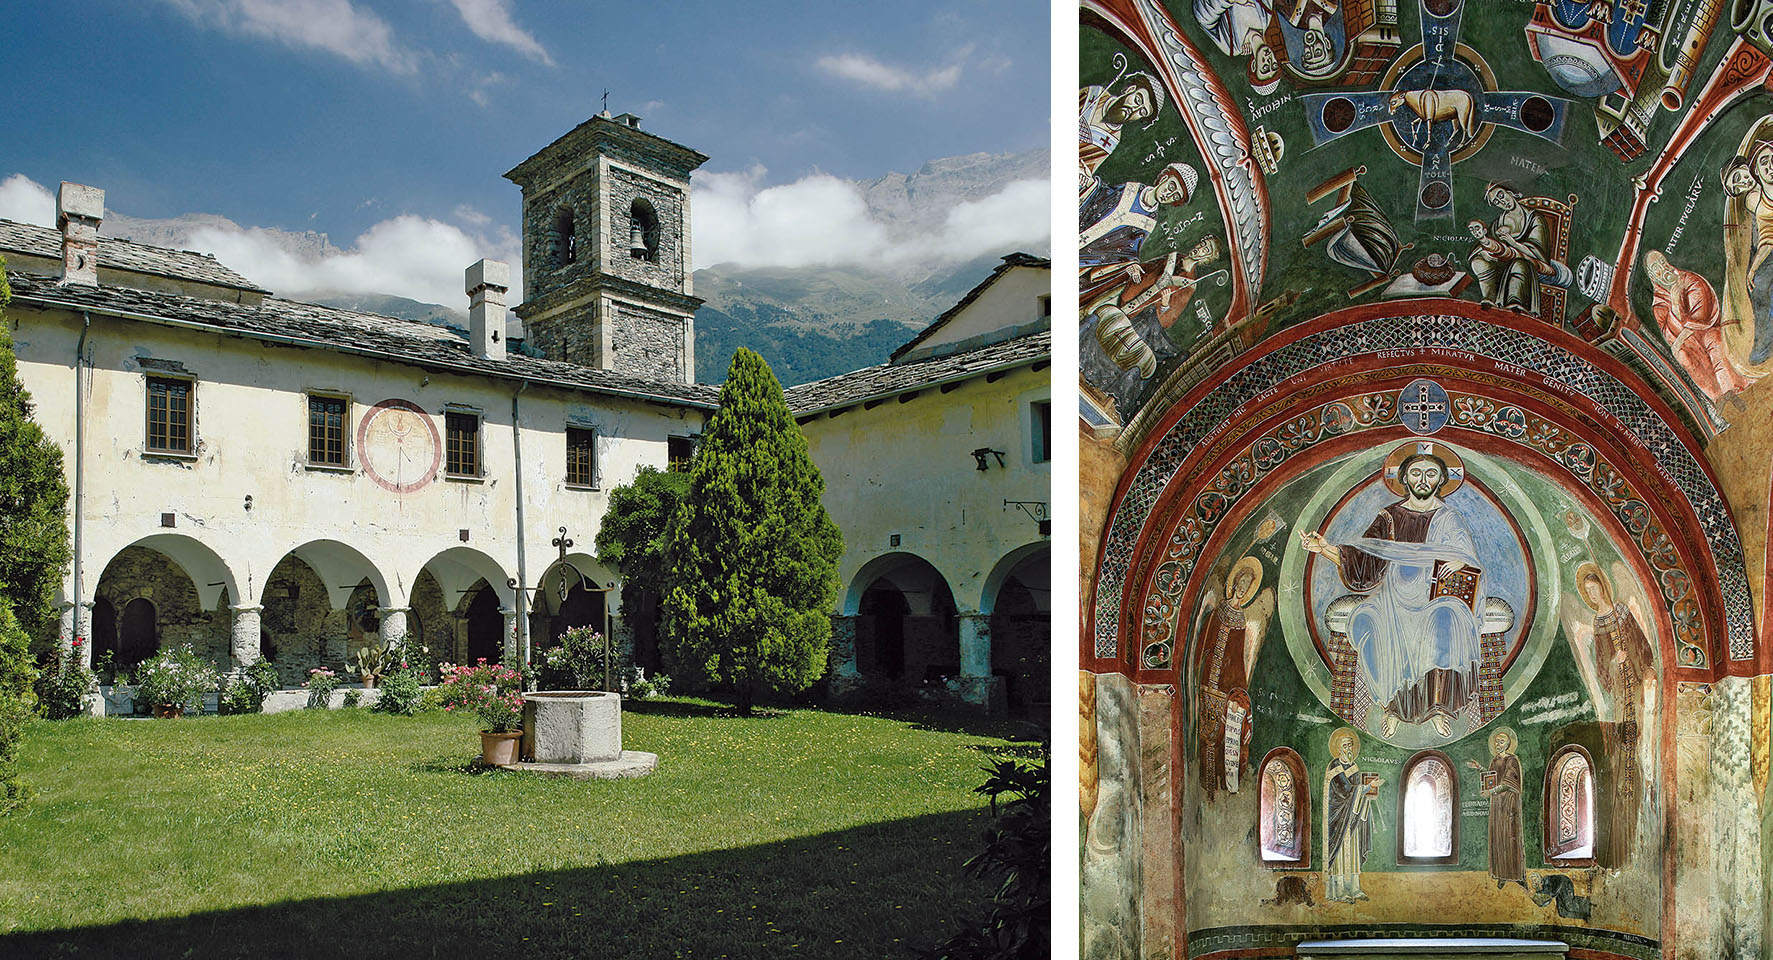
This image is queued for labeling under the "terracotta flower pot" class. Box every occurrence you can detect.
[153,703,182,719]
[480,730,522,766]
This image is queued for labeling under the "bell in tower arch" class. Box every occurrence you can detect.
[629,217,647,259]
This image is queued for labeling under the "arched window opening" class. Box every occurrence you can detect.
[1397,751,1458,864]
[1258,748,1309,867]
[552,206,577,268]
[118,597,159,670]
[1544,745,1597,865]
[629,198,660,263]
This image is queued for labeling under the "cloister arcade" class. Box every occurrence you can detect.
[832,541,1050,717]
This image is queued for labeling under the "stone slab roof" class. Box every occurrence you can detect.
[890,252,1049,362]
[5,270,720,408]
[785,330,1049,418]
[0,219,267,292]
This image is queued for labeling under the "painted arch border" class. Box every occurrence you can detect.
[1086,298,1760,679]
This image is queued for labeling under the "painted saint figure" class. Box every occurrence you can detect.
[1301,443,1483,738]
[1323,728,1382,902]
[1079,162,1199,270]
[1575,563,1655,867]
[1084,236,1223,379]
[1645,249,1751,403]
[1193,0,1282,93]
[1193,555,1274,799]
[1716,122,1773,381]
[1079,72,1163,193]
[1468,183,1569,317]
[1466,727,1525,889]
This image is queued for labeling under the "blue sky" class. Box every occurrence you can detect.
[0,0,1050,304]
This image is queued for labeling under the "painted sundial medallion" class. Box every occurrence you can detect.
[356,398,441,494]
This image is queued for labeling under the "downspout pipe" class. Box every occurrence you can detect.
[71,311,89,662]
[511,379,532,684]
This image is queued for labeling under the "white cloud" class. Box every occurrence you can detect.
[449,0,554,66]
[933,179,1050,258]
[186,214,523,308]
[691,166,1050,270]
[692,166,891,270]
[0,174,56,227]
[816,49,967,98]
[158,0,419,73]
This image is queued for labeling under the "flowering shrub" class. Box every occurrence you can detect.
[219,659,280,715]
[436,659,524,732]
[373,657,425,716]
[538,626,607,690]
[36,639,94,720]
[303,668,339,709]
[132,644,218,714]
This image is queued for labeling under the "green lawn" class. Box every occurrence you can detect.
[0,699,1041,959]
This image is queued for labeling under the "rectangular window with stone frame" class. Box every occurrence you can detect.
[566,426,596,487]
[446,410,481,477]
[146,375,194,455]
[307,394,349,466]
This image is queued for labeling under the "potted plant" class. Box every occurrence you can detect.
[436,659,525,765]
[132,644,218,717]
[475,691,525,766]
[351,642,393,689]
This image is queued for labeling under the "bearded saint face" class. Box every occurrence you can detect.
[1107,86,1154,125]
[1403,459,1444,502]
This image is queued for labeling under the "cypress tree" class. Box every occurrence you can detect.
[0,257,68,812]
[660,348,842,715]
[0,259,71,640]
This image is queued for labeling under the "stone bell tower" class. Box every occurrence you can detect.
[505,111,708,384]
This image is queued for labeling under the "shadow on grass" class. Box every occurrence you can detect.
[2,810,994,960]
[620,698,789,720]
[814,700,1047,742]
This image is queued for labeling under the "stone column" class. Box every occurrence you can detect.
[230,604,263,672]
[956,613,1005,714]
[378,606,410,650]
[828,616,860,679]
[501,607,519,664]
[958,613,991,678]
[826,615,862,699]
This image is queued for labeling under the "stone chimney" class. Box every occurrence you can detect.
[57,182,104,286]
[465,259,509,360]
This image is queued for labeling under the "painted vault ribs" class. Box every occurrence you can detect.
[1081,1,1773,949]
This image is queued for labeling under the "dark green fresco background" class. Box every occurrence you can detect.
[1084,1,1753,417]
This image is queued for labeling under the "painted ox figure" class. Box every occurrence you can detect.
[1387,88,1479,147]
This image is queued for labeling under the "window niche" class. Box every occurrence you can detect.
[1258,747,1309,867]
[550,205,577,268]
[629,198,660,263]
[1397,750,1459,865]
[1544,745,1597,866]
